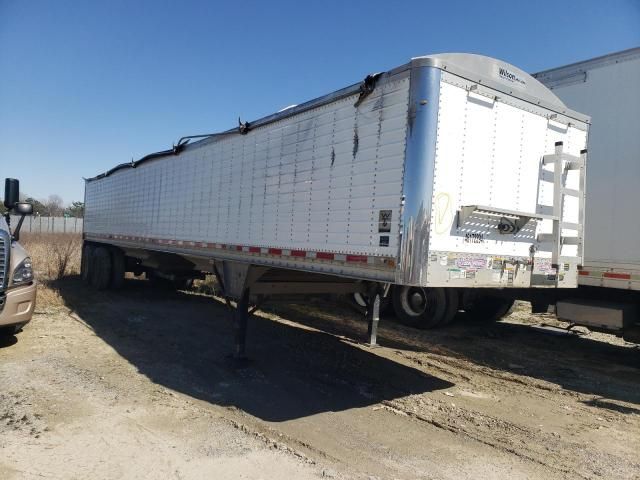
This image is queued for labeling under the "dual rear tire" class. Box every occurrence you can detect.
[392,286,514,329]
[463,295,515,323]
[392,286,459,329]
[81,244,125,290]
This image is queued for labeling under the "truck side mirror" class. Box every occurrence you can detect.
[4,178,19,209]
[9,202,32,241]
[14,202,33,215]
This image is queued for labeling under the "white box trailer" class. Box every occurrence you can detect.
[82,53,589,356]
[534,47,640,341]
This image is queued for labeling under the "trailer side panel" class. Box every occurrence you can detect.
[85,71,411,280]
[535,48,640,290]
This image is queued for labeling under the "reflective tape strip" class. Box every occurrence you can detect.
[84,233,394,269]
[603,272,631,280]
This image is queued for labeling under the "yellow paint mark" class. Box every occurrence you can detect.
[434,192,453,234]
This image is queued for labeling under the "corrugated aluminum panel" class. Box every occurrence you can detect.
[85,73,410,261]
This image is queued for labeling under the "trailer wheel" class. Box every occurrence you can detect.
[465,296,515,323]
[351,292,392,315]
[91,247,112,290]
[81,244,94,284]
[392,286,446,329]
[110,248,126,290]
[439,288,460,326]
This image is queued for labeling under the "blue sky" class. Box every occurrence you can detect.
[1,0,638,204]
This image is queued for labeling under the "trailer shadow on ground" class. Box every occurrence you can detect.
[51,277,454,422]
[272,302,640,411]
[52,277,640,419]
[271,302,640,412]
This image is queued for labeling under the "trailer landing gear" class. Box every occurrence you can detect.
[232,289,251,366]
[215,260,389,361]
[365,284,389,347]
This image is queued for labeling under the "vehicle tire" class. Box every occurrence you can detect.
[91,247,112,290]
[81,244,95,284]
[392,286,447,329]
[0,322,26,337]
[0,327,14,338]
[439,288,460,326]
[110,249,126,290]
[465,295,515,323]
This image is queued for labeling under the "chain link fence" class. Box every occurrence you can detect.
[9,215,83,234]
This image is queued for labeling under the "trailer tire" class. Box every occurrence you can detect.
[110,249,126,290]
[392,286,446,329]
[81,244,94,284]
[91,247,112,290]
[351,292,392,315]
[439,288,460,326]
[466,296,515,323]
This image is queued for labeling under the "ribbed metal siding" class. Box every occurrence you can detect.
[84,72,410,258]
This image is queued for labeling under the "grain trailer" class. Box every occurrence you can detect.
[83,53,589,357]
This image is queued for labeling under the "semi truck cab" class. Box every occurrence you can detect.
[0,178,36,336]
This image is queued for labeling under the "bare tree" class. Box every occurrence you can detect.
[45,194,64,216]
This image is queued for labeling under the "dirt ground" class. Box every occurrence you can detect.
[1,278,639,480]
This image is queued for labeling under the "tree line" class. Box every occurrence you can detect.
[0,194,84,217]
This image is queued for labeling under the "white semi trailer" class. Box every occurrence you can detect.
[82,53,589,357]
[534,47,640,342]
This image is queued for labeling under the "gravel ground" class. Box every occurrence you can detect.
[0,278,638,479]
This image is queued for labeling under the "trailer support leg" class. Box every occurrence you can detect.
[234,288,250,361]
[366,285,382,347]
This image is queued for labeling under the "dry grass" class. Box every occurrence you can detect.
[20,233,83,309]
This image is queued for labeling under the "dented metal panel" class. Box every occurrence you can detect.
[85,70,411,281]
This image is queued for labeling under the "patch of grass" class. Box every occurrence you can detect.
[192,275,218,295]
[20,233,82,309]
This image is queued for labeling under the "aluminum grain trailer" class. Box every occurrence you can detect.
[534,47,640,342]
[83,53,589,357]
